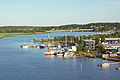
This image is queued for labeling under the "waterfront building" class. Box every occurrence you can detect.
[83,39,95,50]
[105,38,120,44]
[103,43,120,54]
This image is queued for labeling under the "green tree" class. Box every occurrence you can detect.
[95,37,99,45]
[54,37,57,41]
[118,39,120,43]
[88,35,92,39]
[42,38,44,43]
[83,46,88,52]
[88,44,92,53]
[101,36,106,43]
[80,36,83,45]
[77,46,82,52]
[97,44,105,53]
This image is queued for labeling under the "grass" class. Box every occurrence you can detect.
[0,32,49,39]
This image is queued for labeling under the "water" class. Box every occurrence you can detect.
[0,32,120,80]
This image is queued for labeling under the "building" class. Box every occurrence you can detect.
[83,39,95,50]
[102,43,120,54]
[105,38,120,44]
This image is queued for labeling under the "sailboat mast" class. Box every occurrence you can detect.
[65,35,67,47]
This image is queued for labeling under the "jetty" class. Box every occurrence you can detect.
[116,67,120,70]
[98,62,120,68]
[103,58,120,62]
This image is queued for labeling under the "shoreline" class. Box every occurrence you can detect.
[0,32,49,39]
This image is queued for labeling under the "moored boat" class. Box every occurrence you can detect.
[44,52,51,55]
[40,44,46,48]
[44,51,55,55]
[57,51,64,56]
[21,45,29,49]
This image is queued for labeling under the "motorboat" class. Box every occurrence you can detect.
[40,44,46,48]
[44,51,55,55]
[21,45,29,49]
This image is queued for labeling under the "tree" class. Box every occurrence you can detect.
[77,46,82,52]
[80,36,83,45]
[33,38,36,43]
[54,37,57,41]
[118,39,120,43]
[76,36,79,44]
[88,44,92,53]
[88,35,92,39]
[101,36,106,43]
[97,44,105,53]
[83,35,87,39]
[95,37,99,45]
[42,38,44,43]
[83,46,88,52]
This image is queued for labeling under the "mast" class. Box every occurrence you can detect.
[65,35,67,47]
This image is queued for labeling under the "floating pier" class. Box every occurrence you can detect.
[98,62,120,68]
[103,58,120,62]
[116,67,120,70]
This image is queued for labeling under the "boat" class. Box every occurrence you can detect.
[48,46,58,50]
[40,44,46,48]
[57,51,64,56]
[21,45,29,49]
[44,51,55,55]
[64,52,69,57]
[36,45,40,48]
[44,52,51,55]
[101,63,110,68]
[98,63,110,68]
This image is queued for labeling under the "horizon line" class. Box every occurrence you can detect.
[0,22,120,27]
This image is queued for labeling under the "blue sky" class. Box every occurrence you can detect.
[0,0,120,26]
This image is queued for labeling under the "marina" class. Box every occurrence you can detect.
[0,31,120,80]
[0,0,120,79]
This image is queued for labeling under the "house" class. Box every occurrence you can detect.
[105,38,120,44]
[102,43,120,54]
[83,39,95,50]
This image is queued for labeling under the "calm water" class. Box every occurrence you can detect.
[0,32,120,80]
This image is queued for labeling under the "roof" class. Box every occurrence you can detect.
[84,39,95,42]
[105,38,120,41]
[103,43,120,47]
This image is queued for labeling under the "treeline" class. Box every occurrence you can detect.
[0,26,45,33]
[34,23,120,32]
[0,22,120,33]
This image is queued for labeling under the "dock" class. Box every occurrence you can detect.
[103,58,120,62]
[116,67,120,70]
[98,62,120,68]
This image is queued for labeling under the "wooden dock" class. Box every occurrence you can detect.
[98,62,120,68]
[109,62,120,65]
[116,67,120,70]
[103,58,120,62]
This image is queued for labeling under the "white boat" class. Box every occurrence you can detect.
[44,51,55,55]
[58,45,62,49]
[64,52,70,57]
[48,46,58,50]
[44,52,51,55]
[21,45,29,49]
[101,63,110,68]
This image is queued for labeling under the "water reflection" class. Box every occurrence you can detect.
[45,55,55,59]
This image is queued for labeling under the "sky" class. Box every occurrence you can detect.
[0,0,120,26]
